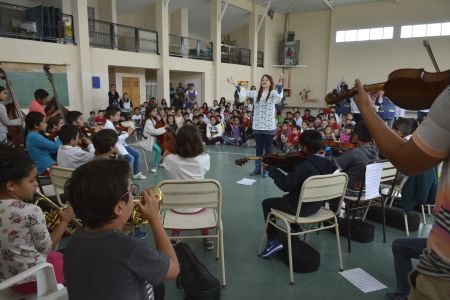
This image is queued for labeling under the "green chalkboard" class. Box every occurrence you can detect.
[5,71,69,108]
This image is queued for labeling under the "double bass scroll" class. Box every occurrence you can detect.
[43,64,67,122]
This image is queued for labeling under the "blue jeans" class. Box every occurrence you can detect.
[392,238,427,296]
[124,145,141,175]
[254,133,274,172]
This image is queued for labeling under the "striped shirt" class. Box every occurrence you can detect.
[413,85,450,279]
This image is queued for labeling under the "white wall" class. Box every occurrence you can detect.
[170,71,203,103]
[117,5,156,31]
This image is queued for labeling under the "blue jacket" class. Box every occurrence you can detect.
[401,168,438,213]
[26,132,61,175]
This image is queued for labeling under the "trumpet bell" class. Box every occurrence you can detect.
[127,186,163,227]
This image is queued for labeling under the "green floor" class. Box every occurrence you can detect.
[132,145,432,300]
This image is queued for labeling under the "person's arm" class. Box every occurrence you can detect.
[34,134,61,152]
[144,120,166,136]
[50,206,74,247]
[265,163,308,192]
[0,104,22,126]
[137,189,180,279]
[226,77,250,103]
[353,79,444,175]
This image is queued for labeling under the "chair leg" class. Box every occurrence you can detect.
[382,198,387,243]
[303,224,310,243]
[334,216,344,271]
[140,148,149,172]
[216,227,220,260]
[220,222,226,287]
[427,204,432,216]
[286,226,294,285]
[258,213,271,255]
[421,205,427,225]
[403,213,410,236]
[345,204,351,253]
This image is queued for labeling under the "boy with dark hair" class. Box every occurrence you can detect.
[64,159,179,300]
[334,121,379,196]
[91,129,119,159]
[88,111,96,127]
[104,106,146,180]
[259,130,337,257]
[95,110,106,126]
[57,124,95,169]
[29,88,60,119]
[392,118,413,140]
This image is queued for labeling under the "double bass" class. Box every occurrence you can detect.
[0,67,26,148]
[155,119,176,154]
[43,64,69,121]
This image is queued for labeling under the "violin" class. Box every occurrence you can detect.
[155,119,176,154]
[235,151,308,171]
[322,140,356,150]
[42,130,58,141]
[116,121,136,135]
[0,67,26,149]
[325,68,450,111]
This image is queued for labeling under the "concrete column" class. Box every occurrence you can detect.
[156,0,170,101]
[98,0,117,23]
[249,3,258,84]
[170,8,189,37]
[71,0,92,113]
[210,0,221,100]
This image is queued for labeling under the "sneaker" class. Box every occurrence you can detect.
[133,172,147,180]
[259,239,283,258]
[385,292,407,300]
[203,238,214,250]
[159,162,166,169]
[262,170,269,178]
[249,170,261,176]
[150,168,157,173]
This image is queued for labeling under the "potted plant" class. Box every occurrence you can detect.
[299,87,311,100]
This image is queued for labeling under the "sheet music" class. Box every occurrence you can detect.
[236,178,256,186]
[364,163,383,199]
[339,268,387,293]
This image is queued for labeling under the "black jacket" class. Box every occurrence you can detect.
[267,155,337,216]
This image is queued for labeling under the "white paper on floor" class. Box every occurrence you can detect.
[236,178,257,186]
[339,268,387,293]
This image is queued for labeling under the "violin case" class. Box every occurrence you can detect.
[174,242,221,300]
[335,217,375,243]
[277,233,320,273]
[365,205,421,232]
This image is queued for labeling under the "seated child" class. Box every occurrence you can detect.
[131,107,143,128]
[279,121,292,151]
[259,130,337,257]
[95,110,106,126]
[64,159,179,299]
[57,124,95,169]
[285,125,301,152]
[323,125,337,141]
[91,129,119,159]
[339,124,354,143]
[0,143,74,294]
[222,116,246,146]
[87,111,96,128]
[205,116,223,145]
[163,125,213,250]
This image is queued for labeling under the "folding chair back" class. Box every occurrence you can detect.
[49,166,75,205]
[158,179,221,212]
[380,160,398,183]
[295,173,348,221]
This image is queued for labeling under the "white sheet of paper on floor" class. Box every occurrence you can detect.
[236,178,256,186]
[339,268,387,293]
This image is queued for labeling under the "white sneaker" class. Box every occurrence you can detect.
[159,162,166,169]
[150,168,157,173]
[133,172,147,180]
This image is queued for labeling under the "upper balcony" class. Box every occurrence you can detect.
[88,19,158,54]
[169,34,213,61]
[0,2,75,44]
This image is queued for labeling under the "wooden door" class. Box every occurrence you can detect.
[121,77,140,108]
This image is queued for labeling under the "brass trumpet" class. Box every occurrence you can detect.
[128,187,163,226]
[34,190,83,235]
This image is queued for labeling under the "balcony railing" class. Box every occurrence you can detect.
[221,44,251,66]
[0,2,75,44]
[169,34,213,61]
[257,51,264,67]
[88,19,158,54]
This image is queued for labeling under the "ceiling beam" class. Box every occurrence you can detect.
[257,0,272,33]
[323,0,334,10]
[165,0,170,7]
[220,0,230,22]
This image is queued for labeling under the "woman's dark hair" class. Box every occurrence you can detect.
[105,106,121,119]
[66,111,82,125]
[145,104,158,123]
[25,112,45,141]
[92,129,118,154]
[256,74,274,103]
[161,98,167,105]
[34,89,49,100]
[299,130,323,153]
[409,118,419,132]
[47,115,63,130]
[0,86,5,93]
[65,159,130,229]
[344,124,354,130]
[355,121,372,143]
[0,143,35,190]
[58,124,79,144]
[175,125,204,158]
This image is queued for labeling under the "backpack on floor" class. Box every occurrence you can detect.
[174,242,221,300]
[335,217,375,243]
[365,205,421,232]
[277,233,321,273]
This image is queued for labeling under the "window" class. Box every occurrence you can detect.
[336,26,394,43]
[401,22,450,38]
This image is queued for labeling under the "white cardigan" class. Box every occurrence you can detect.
[238,87,283,131]
[140,119,166,151]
